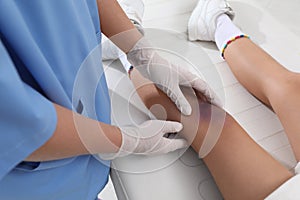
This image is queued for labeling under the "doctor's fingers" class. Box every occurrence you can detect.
[158,84,192,116]
[145,137,189,155]
[181,72,222,107]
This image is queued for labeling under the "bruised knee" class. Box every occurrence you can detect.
[188,102,236,157]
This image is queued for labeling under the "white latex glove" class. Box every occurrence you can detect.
[100,120,187,160]
[127,38,221,115]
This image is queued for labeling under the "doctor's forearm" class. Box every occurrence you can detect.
[97,0,143,53]
[25,103,121,162]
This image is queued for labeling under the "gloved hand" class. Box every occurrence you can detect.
[100,120,187,160]
[127,37,221,115]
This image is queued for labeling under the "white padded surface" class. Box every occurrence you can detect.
[99,0,300,199]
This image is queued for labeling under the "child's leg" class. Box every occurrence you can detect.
[130,69,292,200]
[187,0,300,160]
[223,28,300,162]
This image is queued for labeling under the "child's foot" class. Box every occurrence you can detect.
[119,0,145,26]
[188,0,234,42]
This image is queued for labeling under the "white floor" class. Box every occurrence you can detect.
[99,0,300,199]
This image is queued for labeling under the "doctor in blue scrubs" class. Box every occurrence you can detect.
[0,0,210,199]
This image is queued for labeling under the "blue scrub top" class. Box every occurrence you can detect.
[0,1,112,199]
